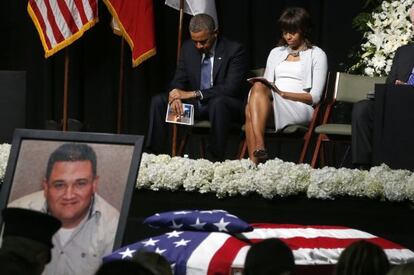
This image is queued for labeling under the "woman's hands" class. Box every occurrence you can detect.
[277,90,313,105]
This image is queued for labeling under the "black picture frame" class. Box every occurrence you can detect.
[0,128,144,251]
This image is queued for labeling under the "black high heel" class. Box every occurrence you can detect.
[253,149,268,163]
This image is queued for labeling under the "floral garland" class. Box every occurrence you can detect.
[137,153,414,202]
[349,0,413,76]
[0,143,413,202]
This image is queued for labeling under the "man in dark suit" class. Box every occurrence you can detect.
[146,13,248,161]
[352,6,414,169]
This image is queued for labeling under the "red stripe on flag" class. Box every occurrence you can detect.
[248,237,404,250]
[207,237,248,275]
[252,223,350,230]
[44,0,65,43]
[57,0,79,35]
[73,0,89,25]
[29,1,52,50]
[131,0,156,61]
[88,0,98,18]
[103,0,156,66]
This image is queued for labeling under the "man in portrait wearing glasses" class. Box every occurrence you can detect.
[9,143,119,275]
[146,13,248,162]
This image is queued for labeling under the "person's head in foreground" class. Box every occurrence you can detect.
[95,250,172,275]
[334,240,390,275]
[43,143,98,228]
[95,260,154,275]
[278,7,313,50]
[243,238,295,275]
[132,250,173,275]
[0,207,61,275]
[189,13,217,55]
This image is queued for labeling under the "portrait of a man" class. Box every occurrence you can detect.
[8,143,120,275]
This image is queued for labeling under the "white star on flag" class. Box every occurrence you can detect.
[119,247,136,259]
[166,230,184,238]
[155,247,167,255]
[141,238,159,246]
[170,219,183,229]
[190,218,206,230]
[173,238,191,247]
[214,218,230,232]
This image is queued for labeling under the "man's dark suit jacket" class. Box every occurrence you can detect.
[387,44,414,84]
[169,36,248,102]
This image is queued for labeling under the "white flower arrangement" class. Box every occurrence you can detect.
[136,153,414,202]
[0,143,11,181]
[350,0,413,76]
[0,144,413,202]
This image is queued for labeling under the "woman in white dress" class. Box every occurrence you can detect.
[245,7,328,164]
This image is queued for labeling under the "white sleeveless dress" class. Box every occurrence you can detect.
[271,60,313,131]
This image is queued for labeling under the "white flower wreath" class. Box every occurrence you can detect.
[136,153,414,202]
[1,144,413,202]
[350,0,414,76]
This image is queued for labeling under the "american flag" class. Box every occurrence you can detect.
[27,0,98,57]
[105,223,414,275]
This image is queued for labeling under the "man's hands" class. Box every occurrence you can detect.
[168,89,196,115]
[395,80,407,85]
[170,98,184,116]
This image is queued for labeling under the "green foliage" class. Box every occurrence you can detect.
[352,12,373,32]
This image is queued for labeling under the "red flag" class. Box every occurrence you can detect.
[103,0,156,67]
[27,0,98,58]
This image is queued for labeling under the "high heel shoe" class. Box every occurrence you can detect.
[253,149,268,163]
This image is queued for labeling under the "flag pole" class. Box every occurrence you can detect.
[62,48,70,131]
[176,0,185,63]
[172,0,185,156]
[117,38,125,134]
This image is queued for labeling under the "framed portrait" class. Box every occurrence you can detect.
[0,128,144,251]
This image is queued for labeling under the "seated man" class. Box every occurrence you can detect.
[9,143,120,275]
[146,13,248,161]
[352,4,414,169]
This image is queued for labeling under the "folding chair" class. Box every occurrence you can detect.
[310,72,386,168]
[177,120,210,157]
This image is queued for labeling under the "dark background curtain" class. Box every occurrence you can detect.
[0,0,364,137]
